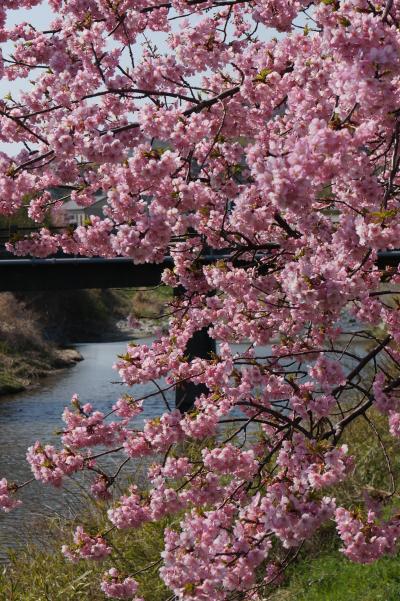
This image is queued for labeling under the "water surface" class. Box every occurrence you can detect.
[0,337,366,560]
[0,339,168,561]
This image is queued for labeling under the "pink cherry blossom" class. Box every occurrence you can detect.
[101,568,142,600]
[107,485,150,529]
[62,526,111,562]
[1,0,400,597]
[0,478,22,512]
[62,395,126,448]
[335,507,400,564]
[26,441,84,487]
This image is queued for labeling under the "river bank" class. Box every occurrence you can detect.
[0,346,84,395]
[0,287,171,396]
[0,292,75,395]
[0,340,398,600]
[0,316,166,397]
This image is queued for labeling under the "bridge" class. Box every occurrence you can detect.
[0,256,173,291]
[0,226,399,410]
[0,251,398,292]
[0,226,226,291]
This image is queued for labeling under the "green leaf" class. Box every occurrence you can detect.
[255,68,273,83]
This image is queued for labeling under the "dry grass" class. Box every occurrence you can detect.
[0,293,47,354]
[0,293,58,393]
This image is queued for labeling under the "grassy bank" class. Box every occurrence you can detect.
[1,412,400,600]
[0,289,121,394]
[269,552,400,601]
[0,292,81,394]
[267,409,400,600]
[0,515,170,601]
[8,517,400,601]
[4,502,400,601]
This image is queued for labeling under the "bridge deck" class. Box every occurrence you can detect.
[0,251,398,292]
[0,257,173,291]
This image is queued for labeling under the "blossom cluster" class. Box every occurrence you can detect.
[0,478,21,513]
[61,526,111,563]
[101,568,143,600]
[26,441,84,487]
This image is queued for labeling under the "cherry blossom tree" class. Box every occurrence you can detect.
[1,0,400,599]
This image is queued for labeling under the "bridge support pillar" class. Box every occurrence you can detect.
[175,326,216,413]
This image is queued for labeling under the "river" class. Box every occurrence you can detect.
[0,335,366,561]
[0,338,171,562]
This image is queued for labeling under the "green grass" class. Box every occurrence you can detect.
[0,515,172,601]
[265,408,400,601]
[0,369,26,394]
[0,442,209,600]
[6,532,400,601]
[269,551,400,601]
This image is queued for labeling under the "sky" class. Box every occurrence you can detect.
[0,3,55,153]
